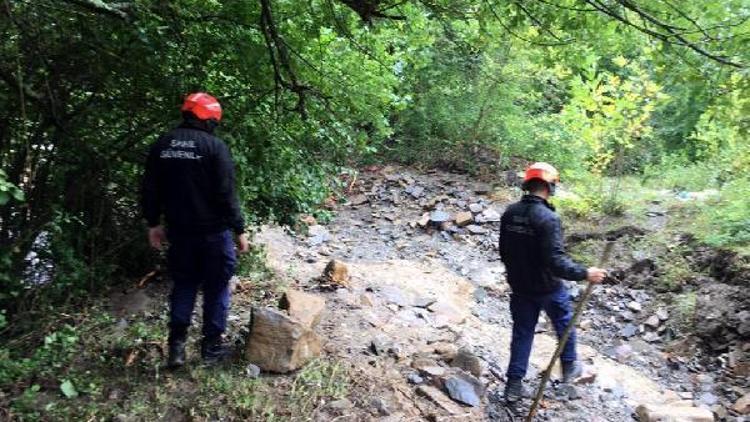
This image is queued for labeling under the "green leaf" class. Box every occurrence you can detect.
[60,379,78,398]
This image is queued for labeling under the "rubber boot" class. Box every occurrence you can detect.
[167,330,187,369]
[504,377,524,403]
[201,336,232,365]
[561,360,582,383]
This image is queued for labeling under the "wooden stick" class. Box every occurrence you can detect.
[526,241,614,421]
[136,270,158,289]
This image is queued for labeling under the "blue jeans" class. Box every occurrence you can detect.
[167,230,237,340]
[506,286,577,380]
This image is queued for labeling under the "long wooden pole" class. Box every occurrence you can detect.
[526,241,614,421]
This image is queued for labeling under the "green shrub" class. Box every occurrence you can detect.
[693,177,750,250]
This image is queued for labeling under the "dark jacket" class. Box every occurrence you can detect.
[499,195,586,296]
[141,120,245,235]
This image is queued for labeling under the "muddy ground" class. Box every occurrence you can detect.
[90,165,750,422]
[229,165,748,421]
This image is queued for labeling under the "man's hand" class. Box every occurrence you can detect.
[237,233,250,254]
[586,267,607,283]
[148,225,167,250]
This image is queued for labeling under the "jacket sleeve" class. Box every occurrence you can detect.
[538,214,588,281]
[141,143,162,227]
[213,141,245,234]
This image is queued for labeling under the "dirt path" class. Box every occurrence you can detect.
[250,166,720,421]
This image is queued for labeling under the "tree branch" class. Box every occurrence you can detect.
[582,0,744,68]
[61,0,132,20]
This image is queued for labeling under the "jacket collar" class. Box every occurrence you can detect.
[521,194,555,211]
[179,117,217,134]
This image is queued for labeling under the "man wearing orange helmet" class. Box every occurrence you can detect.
[499,162,607,403]
[141,93,249,367]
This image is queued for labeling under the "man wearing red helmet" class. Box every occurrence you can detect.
[499,162,607,404]
[141,92,249,367]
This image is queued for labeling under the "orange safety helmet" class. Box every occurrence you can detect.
[522,162,560,191]
[181,92,222,122]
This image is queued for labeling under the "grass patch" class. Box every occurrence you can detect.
[1,245,350,421]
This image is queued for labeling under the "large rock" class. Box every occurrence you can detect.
[635,402,714,422]
[348,194,369,206]
[429,210,451,224]
[278,290,326,328]
[323,259,350,287]
[454,211,473,227]
[245,307,322,373]
[443,371,484,407]
[417,385,463,415]
[733,393,750,414]
[450,348,483,377]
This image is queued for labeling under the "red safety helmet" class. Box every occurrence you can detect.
[522,162,559,190]
[181,92,222,122]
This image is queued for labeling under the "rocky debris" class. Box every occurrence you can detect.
[656,308,669,321]
[427,300,466,327]
[694,283,750,351]
[328,398,353,412]
[475,208,501,223]
[433,343,459,360]
[609,343,633,363]
[443,371,483,407]
[696,392,718,407]
[278,290,326,328]
[414,296,436,308]
[450,348,483,377]
[408,373,424,385]
[253,167,749,421]
[417,213,430,228]
[474,183,492,195]
[732,393,750,414]
[370,337,389,356]
[558,384,581,400]
[466,225,487,235]
[643,332,661,343]
[454,211,473,227]
[245,307,322,373]
[307,224,332,246]
[574,366,597,385]
[244,363,261,379]
[620,323,638,338]
[635,402,714,422]
[417,385,463,415]
[429,210,451,225]
[644,315,661,329]
[322,259,350,287]
[412,358,447,378]
[349,194,369,206]
[628,301,643,312]
[371,397,392,416]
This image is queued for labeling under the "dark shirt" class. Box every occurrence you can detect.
[499,195,587,295]
[141,121,245,235]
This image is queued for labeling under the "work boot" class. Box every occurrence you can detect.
[504,377,524,403]
[167,332,187,369]
[201,336,232,365]
[561,360,582,383]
